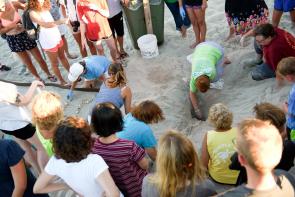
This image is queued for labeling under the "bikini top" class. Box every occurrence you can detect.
[0,3,21,27]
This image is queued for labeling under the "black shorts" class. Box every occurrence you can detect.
[108,11,124,37]
[184,0,203,7]
[6,31,37,52]
[1,123,36,140]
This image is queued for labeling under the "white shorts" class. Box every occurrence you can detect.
[58,24,67,36]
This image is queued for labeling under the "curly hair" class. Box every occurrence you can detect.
[31,91,63,131]
[131,100,164,124]
[28,0,51,11]
[107,63,127,87]
[208,103,233,130]
[53,116,92,163]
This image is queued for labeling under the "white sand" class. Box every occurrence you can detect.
[0,0,294,195]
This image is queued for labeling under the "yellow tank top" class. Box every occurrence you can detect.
[207,128,239,184]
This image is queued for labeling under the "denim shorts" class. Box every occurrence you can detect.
[274,0,295,12]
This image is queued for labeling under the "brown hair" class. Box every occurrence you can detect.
[28,0,51,11]
[237,119,283,174]
[276,57,295,77]
[196,75,210,93]
[53,116,92,163]
[107,63,127,87]
[254,23,276,38]
[32,91,63,131]
[253,102,286,134]
[131,100,164,124]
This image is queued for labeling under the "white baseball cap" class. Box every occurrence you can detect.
[68,62,84,82]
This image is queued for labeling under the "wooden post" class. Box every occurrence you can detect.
[143,0,153,34]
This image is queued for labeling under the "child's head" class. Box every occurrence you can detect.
[108,63,127,87]
[277,57,295,83]
[208,103,233,130]
[53,116,92,163]
[32,91,63,139]
[253,102,286,138]
[131,100,164,124]
[91,102,123,137]
[151,130,205,197]
[254,23,276,46]
[195,75,210,93]
[237,119,283,174]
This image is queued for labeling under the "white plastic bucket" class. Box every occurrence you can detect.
[137,34,159,59]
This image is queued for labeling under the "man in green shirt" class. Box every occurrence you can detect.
[189,41,229,120]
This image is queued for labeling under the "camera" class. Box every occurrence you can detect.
[70,21,80,33]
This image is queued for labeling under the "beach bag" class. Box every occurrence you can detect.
[22,8,40,40]
[0,33,7,40]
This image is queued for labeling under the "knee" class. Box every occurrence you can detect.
[197,18,205,26]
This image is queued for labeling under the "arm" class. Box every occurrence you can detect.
[12,1,26,10]
[11,159,27,197]
[122,86,132,114]
[16,80,44,106]
[30,11,66,28]
[79,21,87,49]
[33,171,69,194]
[145,148,157,161]
[178,0,183,7]
[70,80,78,91]
[88,3,109,18]
[201,0,207,10]
[189,91,198,110]
[201,133,209,169]
[60,4,68,18]
[95,170,120,197]
[0,22,18,34]
[137,157,149,170]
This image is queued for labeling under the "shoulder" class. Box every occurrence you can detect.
[0,139,25,166]
[274,169,295,186]
[217,185,250,196]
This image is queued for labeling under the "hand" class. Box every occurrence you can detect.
[201,2,207,10]
[88,3,99,11]
[67,90,74,101]
[240,35,246,47]
[32,80,45,88]
[283,102,288,113]
[179,7,186,20]
[194,108,204,121]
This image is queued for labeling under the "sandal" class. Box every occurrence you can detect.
[47,75,57,82]
[120,51,129,59]
[0,64,11,71]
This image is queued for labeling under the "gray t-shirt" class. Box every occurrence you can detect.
[142,175,217,197]
[217,170,295,197]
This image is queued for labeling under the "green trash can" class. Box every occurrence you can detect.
[123,0,164,49]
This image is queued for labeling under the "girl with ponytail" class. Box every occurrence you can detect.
[93,63,132,114]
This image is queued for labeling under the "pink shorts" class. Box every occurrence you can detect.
[44,39,63,53]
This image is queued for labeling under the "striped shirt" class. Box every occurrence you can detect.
[92,138,147,197]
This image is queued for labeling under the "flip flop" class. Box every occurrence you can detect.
[120,52,129,59]
[47,75,57,82]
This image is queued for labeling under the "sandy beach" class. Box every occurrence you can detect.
[0,0,294,195]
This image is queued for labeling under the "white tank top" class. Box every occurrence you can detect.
[38,11,61,50]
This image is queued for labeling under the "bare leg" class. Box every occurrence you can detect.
[117,36,126,54]
[16,51,41,80]
[14,138,40,175]
[290,10,295,26]
[27,133,49,171]
[46,51,66,84]
[57,46,70,71]
[105,37,120,62]
[272,9,283,27]
[95,41,105,56]
[225,26,235,41]
[87,40,98,55]
[29,47,52,77]
[61,35,78,59]
[73,32,87,57]
[186,8,199,48]
[194,8,206,43]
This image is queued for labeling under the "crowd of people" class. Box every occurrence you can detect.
[0,0,295,196]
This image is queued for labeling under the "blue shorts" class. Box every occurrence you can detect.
[274,0,295,12]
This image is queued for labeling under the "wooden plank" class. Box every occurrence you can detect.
[143,0,153,34]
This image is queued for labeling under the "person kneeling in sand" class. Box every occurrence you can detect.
[189,41,230,120]
[67,55,112,101]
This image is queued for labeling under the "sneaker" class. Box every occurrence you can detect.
[242,57,263,68]
[0,64,11,71]
[210,79,224,90]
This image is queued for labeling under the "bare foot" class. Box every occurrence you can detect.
[224,56,231,64]
[180,26,187,38]
[225,33,234,41]
[189,42,199,49]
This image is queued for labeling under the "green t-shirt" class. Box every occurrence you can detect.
[190,43,222,93]
[36,127,53,157]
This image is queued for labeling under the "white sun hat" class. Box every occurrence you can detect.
[68,62,84,82]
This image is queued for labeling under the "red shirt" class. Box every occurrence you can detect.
[263,28,295,71]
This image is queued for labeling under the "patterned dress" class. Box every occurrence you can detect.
[225,0,269,35]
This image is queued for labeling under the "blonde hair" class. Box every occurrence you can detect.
[107,63,127,87]
[208,103,233,130]
[150,130,206,197]
[131,100,164,124]
[31,91,63,131]
[237,119,283,174]
[28,0,51,11]
[276,57,295,77]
